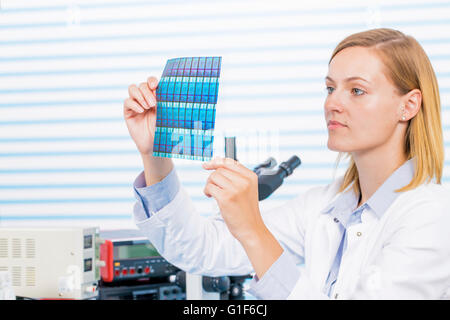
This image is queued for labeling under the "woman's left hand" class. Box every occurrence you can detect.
[202,157,265,244]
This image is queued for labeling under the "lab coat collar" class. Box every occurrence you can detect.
[321,158,415,224]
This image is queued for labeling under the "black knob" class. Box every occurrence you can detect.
[174,271,186,291]
[202,276,230,293]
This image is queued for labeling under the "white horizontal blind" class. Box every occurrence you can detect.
[0,0,449,229]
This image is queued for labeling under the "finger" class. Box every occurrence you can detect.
[124,97,144,114]
[128,84,149,109]
[215,167,248,187]
[147,76,159,91]
[139,82,157,108]
[203,156,241,168]
[202,157,229,170]
[204,181,223,199]
[207,170,234,190]
[202,157,252,178]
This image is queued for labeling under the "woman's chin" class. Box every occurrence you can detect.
[327,140,352,152]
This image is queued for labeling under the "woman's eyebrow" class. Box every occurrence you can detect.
[325,76,371,84]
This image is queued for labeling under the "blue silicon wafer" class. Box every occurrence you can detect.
[153,57,221,161]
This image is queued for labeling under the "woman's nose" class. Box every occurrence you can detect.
[324,90,344,114]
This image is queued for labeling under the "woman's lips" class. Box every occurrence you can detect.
[327,120,347,130]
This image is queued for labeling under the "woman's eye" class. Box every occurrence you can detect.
[352,88,365,96]
[325,87,365,95]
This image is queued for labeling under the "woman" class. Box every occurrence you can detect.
[123,28,450,299]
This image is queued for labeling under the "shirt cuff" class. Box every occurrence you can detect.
[246,249,301,300]
[133,166,181,220]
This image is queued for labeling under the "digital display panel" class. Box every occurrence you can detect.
[114,243,161,259]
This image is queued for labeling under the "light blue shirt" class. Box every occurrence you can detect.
[133,167,180,218]
[133,158,415,299]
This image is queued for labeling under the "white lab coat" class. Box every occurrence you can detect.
[134,175,450,299]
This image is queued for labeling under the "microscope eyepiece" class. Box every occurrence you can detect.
[278,155,301,177]
[255,155,301,201]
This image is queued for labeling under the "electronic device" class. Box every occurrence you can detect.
[97,280,185,300]
[98,229,185,300]
[98,268,186,300]
[99,230,180,283]
[0,227,101,300]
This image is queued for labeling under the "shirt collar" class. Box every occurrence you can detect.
[366,158,415,219]
[320,182,360,228]
[321,158,415,222]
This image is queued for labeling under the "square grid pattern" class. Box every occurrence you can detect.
[153,57,221,161]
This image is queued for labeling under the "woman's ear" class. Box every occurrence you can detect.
[401,89,422,121]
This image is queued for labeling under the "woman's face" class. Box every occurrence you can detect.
[324,46,404,154]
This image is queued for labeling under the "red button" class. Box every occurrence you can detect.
[130,268,135,275]
[144,267,150,274]
[115,269,120,277]
[122,268,128,275]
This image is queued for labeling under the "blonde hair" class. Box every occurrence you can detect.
[330,28,444,194]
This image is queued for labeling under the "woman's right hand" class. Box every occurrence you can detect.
[123,76,159,156]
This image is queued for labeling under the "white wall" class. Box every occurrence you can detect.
[0,0,449,229]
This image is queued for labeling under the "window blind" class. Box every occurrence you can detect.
[0,0,448,228]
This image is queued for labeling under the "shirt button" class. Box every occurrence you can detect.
[333,218,339,223]
[356,231,362,237]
